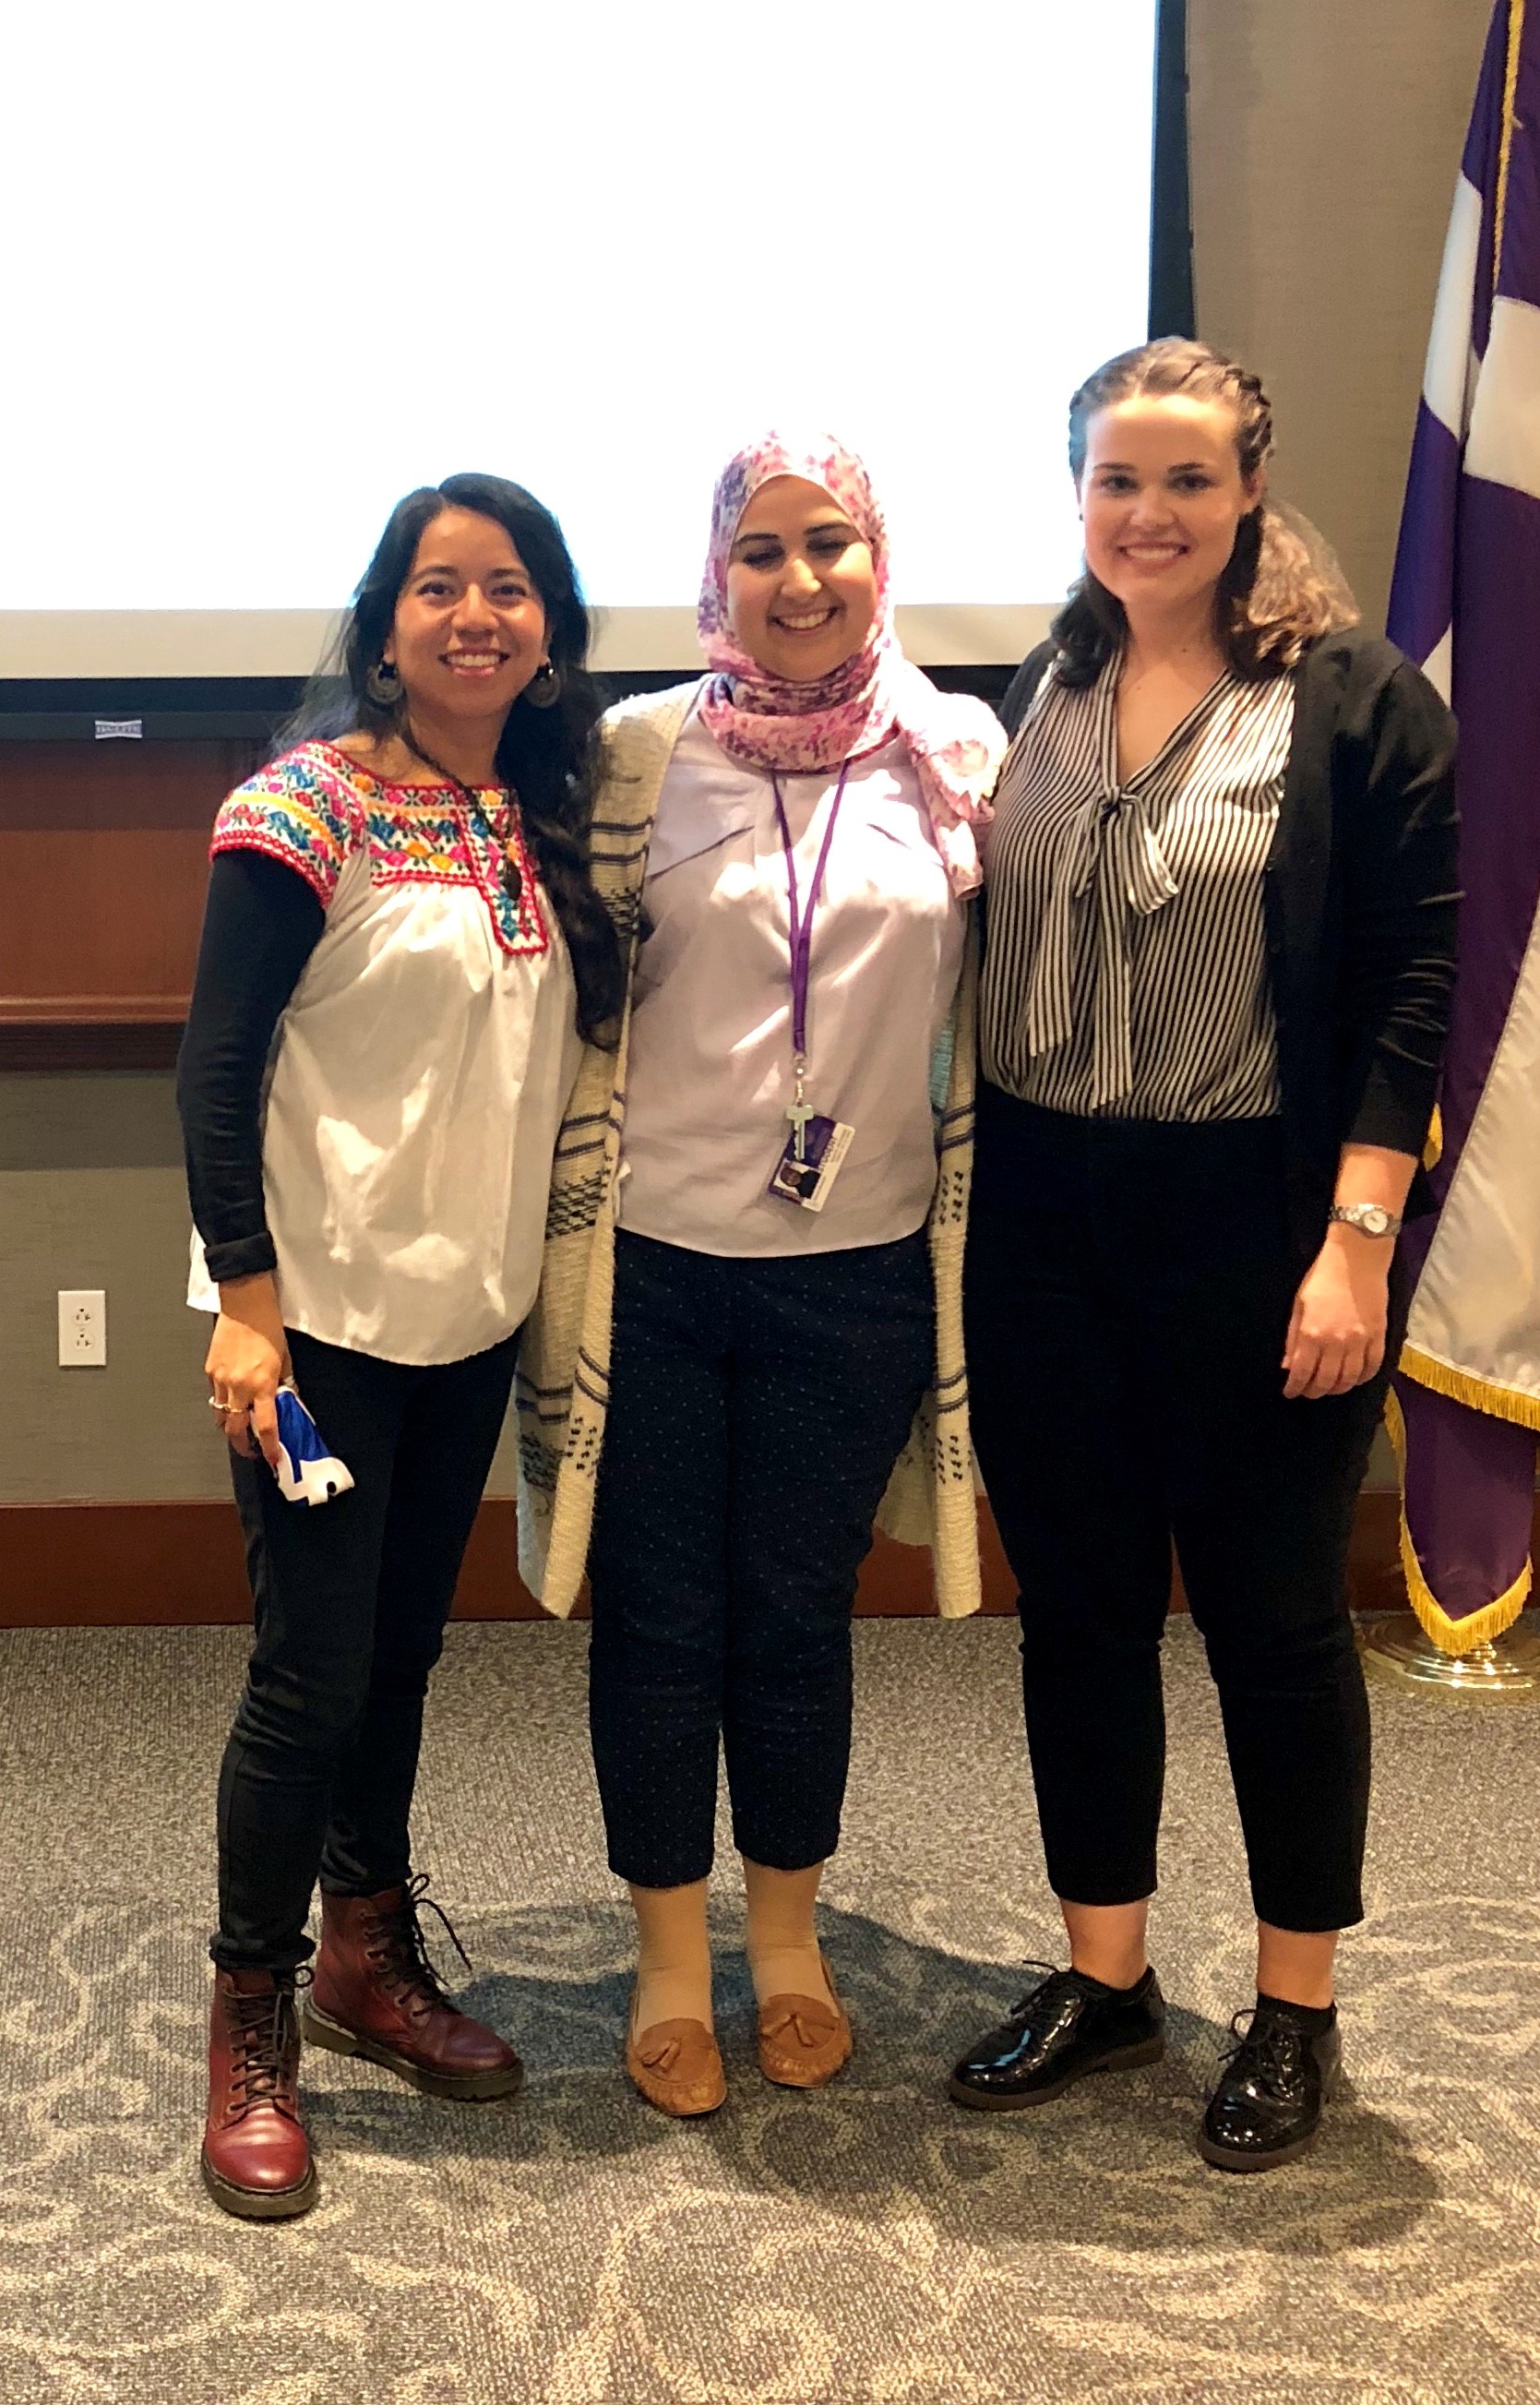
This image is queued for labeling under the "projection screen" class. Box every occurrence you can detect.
[0,0,1159,677]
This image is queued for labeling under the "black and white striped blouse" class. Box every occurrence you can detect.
[979,653,1298,1120]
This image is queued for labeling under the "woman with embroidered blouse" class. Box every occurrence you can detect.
[516,434,1006,2115]
[176,473,621,2220]
[947,342,1460,2172]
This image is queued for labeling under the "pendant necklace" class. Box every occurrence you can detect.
[399,719,524,905]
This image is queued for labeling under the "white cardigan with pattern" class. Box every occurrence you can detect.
[514,682,983,1620]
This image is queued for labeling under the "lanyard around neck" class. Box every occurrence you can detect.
[770,760,852,1068]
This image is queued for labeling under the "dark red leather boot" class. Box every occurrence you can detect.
[303,1875,522,2100]
[201,1968,316,2219]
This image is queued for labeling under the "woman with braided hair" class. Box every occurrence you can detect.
[177,474,620,2217]
[949,341,1460,2170]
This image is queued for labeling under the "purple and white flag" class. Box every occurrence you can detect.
[1385,0,1540,1650]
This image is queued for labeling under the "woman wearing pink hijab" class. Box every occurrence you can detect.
[517,434,1005,2113]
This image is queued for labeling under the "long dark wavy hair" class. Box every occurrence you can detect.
[286,473,623,1040]
[1052,339,1358,687]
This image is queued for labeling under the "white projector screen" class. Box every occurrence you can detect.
[0,0,1158,677]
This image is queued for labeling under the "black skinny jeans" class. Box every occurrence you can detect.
[587,1227,934,1890]
[964,1088,1387,1935]
[213,1325,516,1971]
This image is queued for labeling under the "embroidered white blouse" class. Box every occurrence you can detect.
[187,741,581,1366]
[618,698,967,1257]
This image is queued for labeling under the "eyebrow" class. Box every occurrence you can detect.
[1092,459,1212,473]
[732,516,857,546]
[413,560,526,577]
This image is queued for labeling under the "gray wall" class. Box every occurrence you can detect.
[1188,0,1491,630]
[2,0,1490,1504]
[0,1078,520,1502]
[0,1079,217,1502]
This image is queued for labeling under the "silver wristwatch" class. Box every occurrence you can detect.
[1328,1202,1403,1239]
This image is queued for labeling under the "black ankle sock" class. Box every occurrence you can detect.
[1256,1990,1335,2032]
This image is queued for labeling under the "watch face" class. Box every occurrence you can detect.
[1355,1205,1391,1235]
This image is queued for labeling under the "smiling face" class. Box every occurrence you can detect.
[383,507,549,727]
[724,475,879,682]
[1078,394,1260,626]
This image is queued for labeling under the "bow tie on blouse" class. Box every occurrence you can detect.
[1021,782,1180,1109]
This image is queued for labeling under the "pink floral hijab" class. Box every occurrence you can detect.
[696,432,1005,897]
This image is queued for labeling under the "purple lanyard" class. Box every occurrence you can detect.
[770,760,851,1072]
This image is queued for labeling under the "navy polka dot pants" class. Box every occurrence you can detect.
[588,1227,934,1888]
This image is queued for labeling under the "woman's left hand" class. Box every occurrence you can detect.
[1282,1231,1391,1400]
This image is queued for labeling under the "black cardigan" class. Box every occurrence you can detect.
[995,628,1461,1266]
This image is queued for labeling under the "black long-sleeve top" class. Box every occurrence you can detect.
[175,850,325,1285]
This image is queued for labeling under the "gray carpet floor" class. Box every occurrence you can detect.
[0,1616,1535,2405]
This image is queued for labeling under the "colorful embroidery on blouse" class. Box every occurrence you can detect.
[210,742,548,955]
[211,748,358,904]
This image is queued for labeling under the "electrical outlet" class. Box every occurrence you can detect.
[57,1289,107,1368]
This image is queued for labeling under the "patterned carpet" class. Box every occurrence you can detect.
[0,1616,1535,2404]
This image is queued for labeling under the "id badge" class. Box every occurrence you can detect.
[768,1116,855,1213]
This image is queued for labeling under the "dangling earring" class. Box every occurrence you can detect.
[524,660,562,711]
[366,658,403,706]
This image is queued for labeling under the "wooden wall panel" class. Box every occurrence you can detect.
[0,739,255,1065]
[0,1500,981,1629]
[0,829,213,1011]
[0,1492,1450,1631]
[0,741,254,832]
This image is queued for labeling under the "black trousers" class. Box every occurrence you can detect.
[587,1227,934,1889]
[964,1087,1386,1935]
[213,1326,517,1971]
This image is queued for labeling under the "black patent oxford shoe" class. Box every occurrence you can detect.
[1199,2001,1342,2172]
[949,1962,1165,2111]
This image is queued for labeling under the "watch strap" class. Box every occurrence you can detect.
[1328,1202,1403,1239]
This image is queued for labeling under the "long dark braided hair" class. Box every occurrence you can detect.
[284,473,624,1041]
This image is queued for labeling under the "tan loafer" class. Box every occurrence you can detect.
[757,1956,853,2089]
[625,1996,726,2118]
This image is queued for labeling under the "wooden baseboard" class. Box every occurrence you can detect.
[0,1019,186,1071]
[0,1490,1445,1630]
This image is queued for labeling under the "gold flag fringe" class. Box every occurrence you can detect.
[1399,1344,1540,1435]
[1383,1385,1534,1651]
[1495,0,1528,292]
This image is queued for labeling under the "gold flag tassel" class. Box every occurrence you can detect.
[1360,1391,1539,1698]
